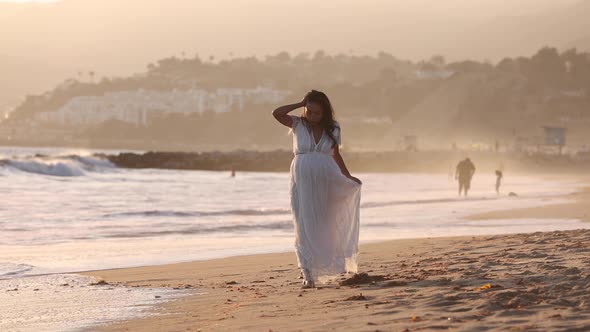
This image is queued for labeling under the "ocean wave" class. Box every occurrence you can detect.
[360,196,498,209]
[0,263,35,279]
[0,154,115,177]
[102,220,293,238]
[102,197,507,220]
[72,155,116,170]
[7,160,86,176]
[102,208,291,218]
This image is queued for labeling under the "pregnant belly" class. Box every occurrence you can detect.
[291,153,339,179]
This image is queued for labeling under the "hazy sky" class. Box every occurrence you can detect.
[1,0,581,66]
[0,0,59,3]
[0,0,580,18]
[0,0,587,101]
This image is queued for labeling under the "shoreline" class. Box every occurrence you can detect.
[3,145,590,176]
[82,185,590,331]
[468,187,590,223]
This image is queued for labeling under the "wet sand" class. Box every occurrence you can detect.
[469,187,590,223]
[83,188,590,331]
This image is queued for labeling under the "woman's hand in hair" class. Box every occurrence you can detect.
[347,175,362,185]
[272,98,307,128]
[300,91,312,107]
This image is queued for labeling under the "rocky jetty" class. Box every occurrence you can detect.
[101,150,590,173]
[104,150,293,172]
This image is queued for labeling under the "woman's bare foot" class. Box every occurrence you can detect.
[300,268,315,288]
[301,279,315,289]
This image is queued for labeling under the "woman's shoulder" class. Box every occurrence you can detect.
[289,115,301,128]
[331,121,342,145]
[332,121,341,132]
[289,114,301,130]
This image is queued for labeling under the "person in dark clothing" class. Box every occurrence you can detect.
[495,170,503,195]
[455,158,476,196]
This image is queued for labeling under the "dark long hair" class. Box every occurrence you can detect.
[303,90,339,148]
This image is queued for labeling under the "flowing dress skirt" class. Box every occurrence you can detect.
[290,152,362,282]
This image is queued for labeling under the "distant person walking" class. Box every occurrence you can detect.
[272,90,362,289]
[455,158,476,196]
[495,170,503,195]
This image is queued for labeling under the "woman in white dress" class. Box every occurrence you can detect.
[272,90,362,288]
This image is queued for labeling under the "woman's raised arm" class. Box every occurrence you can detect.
[272,96,307,128]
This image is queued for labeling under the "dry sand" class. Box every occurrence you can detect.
[83,189,590,332]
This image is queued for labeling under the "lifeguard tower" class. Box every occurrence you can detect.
[403,135,418,151]
[542,126,567,155]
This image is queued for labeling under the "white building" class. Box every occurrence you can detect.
[35,87,291,126]
[414,70,454,80]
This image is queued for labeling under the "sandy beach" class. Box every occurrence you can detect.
[83,187,590,332]
[469,186,590,223]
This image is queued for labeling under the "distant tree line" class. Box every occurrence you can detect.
[4,47,590,149]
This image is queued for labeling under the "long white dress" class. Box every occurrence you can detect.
[289,115,362,282]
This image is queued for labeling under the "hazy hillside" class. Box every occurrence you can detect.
[393,73,484,142]
[0,0,588,112]
[2,45,589,151]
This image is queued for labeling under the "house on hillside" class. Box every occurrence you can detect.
[415,70,454,80]
[414,63,454,80]
[34,87,291,127]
